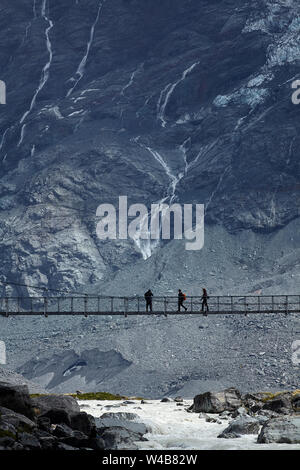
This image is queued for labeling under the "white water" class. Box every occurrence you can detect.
[18,0,54,147]
[179,137,191,175]
[132,138,184,259]
[80,399,300,450]
[205,165,231,213]
[0,128,10,155]
[157,62,200,127]
[66,0,106,97]
[120,63,144,96]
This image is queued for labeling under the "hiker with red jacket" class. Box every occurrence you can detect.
[178,289,187,312]
[201,288,209,314]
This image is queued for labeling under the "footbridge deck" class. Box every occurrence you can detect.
[0,295,299,317]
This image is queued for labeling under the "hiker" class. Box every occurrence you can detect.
[178,289,187,312]
[144,289,153,312]
[201,288,209,314]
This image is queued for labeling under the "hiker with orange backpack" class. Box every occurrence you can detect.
[177,289,187,312]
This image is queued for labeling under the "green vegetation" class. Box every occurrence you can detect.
[30,391,129,400]
[260,391,287,403]
[69,392,128,400]
[0,429,16,440]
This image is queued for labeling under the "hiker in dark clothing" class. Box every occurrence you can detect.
[178,289,187,312]
[201,288,209,314]
[144,289,153,312]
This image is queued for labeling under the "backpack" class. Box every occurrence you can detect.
[183,293,187,301]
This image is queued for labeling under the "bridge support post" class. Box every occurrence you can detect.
[164,298,167,317]
[5,297,8,317]
[44,297,48,318]
[84,295,88,317]
[124,298,128,318]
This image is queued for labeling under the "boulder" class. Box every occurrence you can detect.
[0,382,34,419]
[161,398,172,403]
[18,432,41,449]
[56,442,80,450]
[70,412,96,437]
[218,416,260,438]
[0,406,36,432]
[292,396,300,411]
[262,396,293,414]
[96,417,149,436]
[0,436,16,448]
[100,412,139,422]
[192,388,242,413]
[257,416,300,444]
[37,416,51,432]
[231,407,249,418]
[31,395,80,416]
[41,408,72,426]
[97,426,147,450]
[60,430,90,448]
[174,397,183,403]
[52,423,75,439]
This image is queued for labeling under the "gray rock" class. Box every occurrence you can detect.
[18,432,41,449]
[97,426,147,450]
[52,423,75,439]
[56,442,80,451]
[262,395,293,413]
[37,416,51,432]
[218,416,260,438]
[60,430,90,448]
[193,388,242,413]
[161,398,172,402]
[96,417,149,436]
[31,394,80,415]
[41,408,72,426]
[70,411,96,437]
[0,420,17,438]
[231,407,249,418]
[100,412,139,421]
[257,416,300,444]
[0,382,34,419]
[174,397,184,403]
[218,432,241,439]
[0,436,16,448]
[0,406,36,432]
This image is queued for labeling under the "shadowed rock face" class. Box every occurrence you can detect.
[257,416,300,444]
[192,387,242,413]
[0,0,300,295]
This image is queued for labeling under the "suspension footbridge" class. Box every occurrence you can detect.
[0,295,299,317]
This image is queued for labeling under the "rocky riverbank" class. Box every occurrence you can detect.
[190,387,300,444]
[0,382,147,450]
[0,383,300,450]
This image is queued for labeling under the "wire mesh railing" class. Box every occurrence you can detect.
[0,295,300,316]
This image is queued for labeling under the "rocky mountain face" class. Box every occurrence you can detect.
[0,0,300,296]
[0,1,300,398]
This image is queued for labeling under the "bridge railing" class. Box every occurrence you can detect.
[0,294,300,316]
